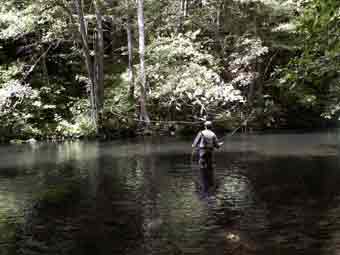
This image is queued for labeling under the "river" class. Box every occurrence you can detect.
[0,132,340,255]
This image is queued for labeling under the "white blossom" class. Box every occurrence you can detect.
[227,37,268,88]
[0,80,35,112]
[272,23,296,32]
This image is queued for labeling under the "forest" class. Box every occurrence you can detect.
[0,0,339,141]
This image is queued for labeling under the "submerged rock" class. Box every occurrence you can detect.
[10,139,24,144]
[144,218,163,231]
[224,231,258,254]
[225,233,240,242]
[26,138,37,144]
[24,239,49,252]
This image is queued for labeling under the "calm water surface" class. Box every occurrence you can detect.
[1,132,340,255]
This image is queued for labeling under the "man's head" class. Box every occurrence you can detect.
[204,121,212,129]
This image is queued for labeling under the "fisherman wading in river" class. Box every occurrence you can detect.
[192,121,223,192]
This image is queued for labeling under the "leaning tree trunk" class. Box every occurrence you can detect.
[137,0,150,126]
[94,0,105,111]
[74,0,98,131]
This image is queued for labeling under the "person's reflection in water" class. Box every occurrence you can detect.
[192,121,223,194]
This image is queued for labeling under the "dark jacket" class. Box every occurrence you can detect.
[192,129,220,150]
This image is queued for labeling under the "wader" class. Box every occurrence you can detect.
[199,149,214,191]
[192,128,220,192]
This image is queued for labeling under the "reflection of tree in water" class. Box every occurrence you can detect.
[215,155,340,255]
[136,142,163,254]
[16,142,145,255]
[0,181,33,255]
[133,148,222,255]
[204,166,261,254]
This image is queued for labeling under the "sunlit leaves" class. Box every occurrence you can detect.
[0,8,36,39]
[0,63,25,85]
[0,0,71,41]
[123,32,244,115]
[278,0,340,118]
[0,80,35,112]
[228,37,268,87]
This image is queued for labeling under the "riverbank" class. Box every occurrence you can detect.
[3,125,339,147]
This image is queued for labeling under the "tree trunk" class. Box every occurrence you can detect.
[137,0,148,93]
[74,0,98,131]
[216,2,221,29]
[137,0,150,126]
[42,51,50,86]
[183,0,188,17]
[94,0,104,111]
[247,78,255,106]
[216,1,225,59]
[126,13,135,99]
[178,0,185,32]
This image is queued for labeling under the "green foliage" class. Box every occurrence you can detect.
[102,75,138,136]
[278,0,340,119]
[54,100,97,138]
[0,63,25,84]
[0,7,36,39]
[0,0,85,140]
[0,78,41,139]
[1,0,339,140]
[0,0,71,41]
[125,32,244,119]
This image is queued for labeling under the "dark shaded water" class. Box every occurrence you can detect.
[1,132,340,255]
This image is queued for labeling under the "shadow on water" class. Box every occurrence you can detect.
[0,133,340,254]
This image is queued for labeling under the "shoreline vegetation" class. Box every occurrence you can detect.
[4,125,337,145]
